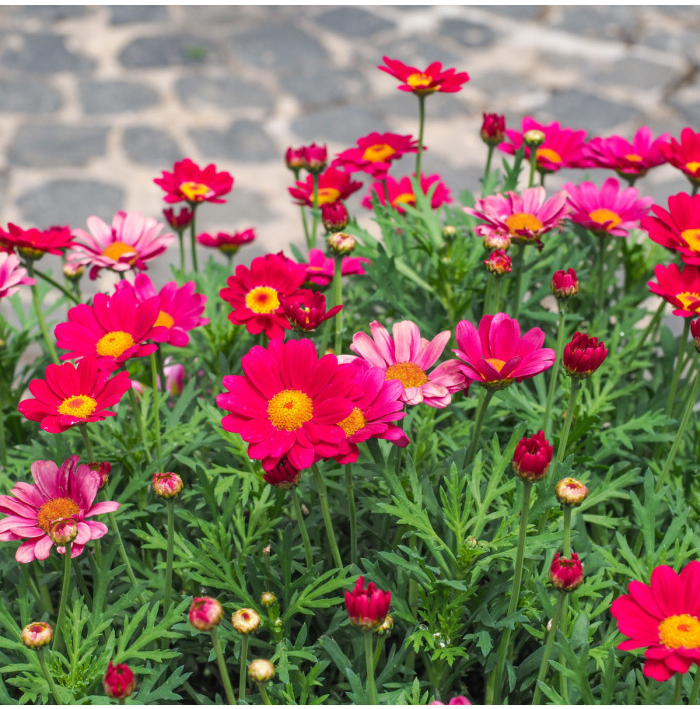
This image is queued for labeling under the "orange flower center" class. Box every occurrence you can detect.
[385,362,428,388]
[339,407,367,437]
[362,144,396,163]
[658,614,700,649]
[96,331,135,357]
[37,497,80,533]
[589,208,622,230]
[536,147,562,165]
[624,153,643,162]
[485,357,506,373]
[681,228,700,251]
[392,193,416,208]
[57,395,98,419]
[267,389,314,431]
[180,181,211,201]
[685,161,700,175]
[505,212,544,234]
[407,72,436,91]
[315,188,341,206]
[155,311,175,328]
[102,241,137,262]
[245,286,280,314]
[676,291,700,311]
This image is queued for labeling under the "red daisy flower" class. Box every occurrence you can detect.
[659,128,700,186]
[288,166,362,208]
[55,286,168,371]
[219,252,307,339]
[303,248,370,288]
[362,174,452,213]
[154,157,234,204]
[279,289,342,332]
[333,132,419,179]
[197,228,256,254]
[0,223,75,260]
[0,252,35,299]
[611,561,700,682]
[648,262,700,317]
[18,356,131,433]
[378,56,470,95]
[216,338,355,471]
[499,117,587,173]
[642,192,700,266]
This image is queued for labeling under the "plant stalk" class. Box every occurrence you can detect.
[346,464,358,566]
[466,388,496,464]
[511,243,526,318]
[312,464,343,570]
[210,626,237,705]
[127,386,152,464]
[32,267,81,305]
[290,487,313,569]
[151,353,163,462]
[364,631,378,704]
[543,306,567,439]
[189,204,199,273]
[52,542,72,653]
[332,255,343,354]
[37,647,63,704]
[239,635,249,704]
[163,499,175,615]
[27,263,59,365]
[415,95,426,178]
[532,591,567,704]
[310,174,320,250]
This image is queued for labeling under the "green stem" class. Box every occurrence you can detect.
[299,205,311,249]
[189,204,199,273]
[0,397,7,472]
[511,243,526,318]
[163,500,175,615]
[483,274,494,316]
[493,277,504,314]
[177,230,185,273]
[210,626,237,705]
[665,319,691,419]
[32,268,80,304]
[483,144,495,190]
[543,307,567,439]
[103,493,142,599]
[364,631,378,704]
[79,424,95,462]
[37,647,63,704]
[528,146,538,188]
[310,174,320,250]
[21,564,48,612]
[466,388,496,464]
[52,542,72,653]
[689,665,700,704]
[290,488,313,569]
[312,464,343,570]
[332,256,343,354]
[562,505,572,557]
[673,672,683,705]
[258,683,271,705]
[27,264,59,365]
[151,354,163,462]
[415,95,426,178]
[550,378,580,480]
[532,591,567,704]
[239,635,249,704]
[596,235,607,324]
[346,464,357,566]
[127,386,152,464]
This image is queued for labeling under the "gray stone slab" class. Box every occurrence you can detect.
[539,90,643,134]
[468,71,540,103]
[1,34,95,74]
[109,6,171,25]
[15,6,87,22]
[375,90,469,120]
[291,106,391,145]
[119,34,219,68]
[175,75,274,111]
[79,80,159,114]
[122,127,183,167]
[438,18,497,49]
[315,7,395,37]
[17,180,125,228]
[588,57,680,92]
[641,29,700,64]
[548,6,640,42]
[670,100,700,126]
[227,24,327,69]
[283,66,369,106]
[9,125,108,167]
[0,79,62,113]
[372,38,461,69]
[189,120,278,163]
[477,5,547,21]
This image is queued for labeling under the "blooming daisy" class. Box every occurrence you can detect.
[648,263,700,317]
[197,228,256,254]
[611,561,700,681]
[154,157,234,204]
[288,167,362,208]
[453,313,556,389]
[0,223,75,260]
[342,320,464,408]
[378,57,470,95]
[220,252,307,339]
[642,192,700,266]
[659,128,700,186]
[68,211,175,281]
[279,289,342,332]
[333,132,419,179]
[18,356,131,433]
[0,252,34,299]
[563,178,652,238]
[362,174,452,213]
[217,338,356,471]
[303,248,370,288]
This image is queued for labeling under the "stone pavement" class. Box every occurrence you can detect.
[0,4,699,273]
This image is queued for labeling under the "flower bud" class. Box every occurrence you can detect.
[549,552,584,592]
[442,225,458,242]
[482,231,511,251]
[285,147,305,172]
[48,517,78,546]
[261,592,276,607]
[248,658,275,683]
[188,596,223,631]
[691,318,700,353]
[88,461,111,490]
[481,112,506,146]
[232,608,261,635]
[563,332,608,378]
[163,206,194,231]
[327,232,356,256]
[555,477,589,507]
[152,472,183,499]
[465,536,478,549]
[484,249,511,276]
[376,614,393,636]
[103,662,137,700]
[512,431,553,482]
[302,143,327,173]
[551,268,579,300]
[18,246,44,261]
[430,698,472,706]
[62,263,84,281]
[523,129,546,148]
[280,290,342,333]
[345,576,391,632]
[321,202,349,233]
[262,458,302,489]
[21,622,53,649]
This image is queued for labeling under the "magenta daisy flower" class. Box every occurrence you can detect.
[303,248,370,288]
[333,132,419,179]
[378,57,470,95]
[648,262,700,317]
[217,338,355,471]
[0,252,35,299]
[68,211,175,281]
[154,158,234,204]
[0,223,75,260]
[642,192,700,266]
[288,167,362,208]
[362,174,452,213]
[659,127,700,187]
[342,320,465,408]
[116,274,208,347]
[563,178,652,238]
[55,286,168,371]
[0,455,120,562]
[197,228,256,254]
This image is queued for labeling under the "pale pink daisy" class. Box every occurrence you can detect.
[0,251,35,299]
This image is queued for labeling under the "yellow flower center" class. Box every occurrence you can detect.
[96,331,135,357]
[536,147,562,165]
[37,497,80,533]
[18,246,44,260]
[180,181,211,201]
[505,212,544,234]
[315,187,341,206]
[676,291,700,311]
[57,394,98,419]
[407,72,436,91]
[339,407,367,437]
[681,228,700,251]
[589,208,622,230]
[485,357,506,373]
[385,362,429,388]
[362,144,396,163]
[155,311,175,328]
[624,153,643,162]
[685,161,700,174]
[267,389,314,431]
[658,614,700,649]
[102,241,137,262]
[245,286,280,314]
[392,193,416,208]
[219,243,240,253]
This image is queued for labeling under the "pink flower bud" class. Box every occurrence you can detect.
[555,477,589,507]
[285,147,305,171]
[549,552,584,592]
[321,202,349,232]
[88,461,111,490]
[345,576,391,631]
[62,263,84,281]
[152,472,183,499]
[484,249,511,276]
[280,290,342,333]
[551,268,579,299]
[481,112,505,146]
[48,517,78,546]
[163,206,194,231]
[302,143,327,173]
[232,608,261,634]
[563,332,608,378]
[691,318,700,353]
[512,431,553,482]
[188,596,223,631]
[328,232,356,255]
[482,231,511,251]
[103,662,137,700]
[21,622,53,649]
[248,658,275,683]
[261,591,276,607]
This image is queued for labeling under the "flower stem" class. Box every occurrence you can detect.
[0,395,8,472]
[596,235,607,321]
[665,318,691,419]
[32,267,80,305]
[127,386,152,464]
[511,243,526,318]
[310,174,320,250]
[150,354,163,462]
[630,301,665,362]
[364,631,378,704]
[189,204,199,273]
[37,647,63,704]
[52,542,72,653]
[239,635,249,704]
[258,683,271,705]
[483,275,494,316]
[27,264,59,365]
[673,672,683,705]
[177,230,185,273]
[543,306,567,439]
[299,205,311,249]
[79,424,95,462]
[532,591,567,705]
[163,499,175,616]
[483,145,495,190]
[290,487,313,568]
[346,464,358,566]
[466,388,496,464]
[312,464,343,570]
[415,95,426,178]
[689,666,700,704]
[528,147,538,188]
[493,277,504,314]
[562,505,572,557]
[332,255,343,354]
[210,626,237,705]
[550,378,580,480]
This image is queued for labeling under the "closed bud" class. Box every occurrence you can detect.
[523,129,546,148]
[376,614,393,636]
[481,112,506,146]
[21,622,53,649]
[285,147,305,172]
[551,268,579,300]
[188,596,223,631]
[555,477,589,507]
[321,202,349,232]
[152,472,183,499]
[63,263,84,281]
[163,206,194,231]
[88,461,111,490]
[513,431,553,482]
[262,458,302,489]
[563,332,608,378]
[345,576,391,632]
[232,608,261,635]
[248,658,275,683]
[691,319,700,353]
[442,225,458,242]
[327,231,356,255]
[48,517,78,546]
[103,662,137,700]
[484,249,511,276]
[261,591,276,607]
[483,231,511,251]
[302,143,327,173]
[549,552,584,592]
[466,536,478,549]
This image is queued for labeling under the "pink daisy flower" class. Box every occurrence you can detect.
[378,57,470,95]
[68,211,175,281]
[642,192,700,266]
[197,228,256,254]
[0,251,35,299]
[154,157,234,204]
[55,286,168,371]
[342,320,465,408]
[116,273,208,347]
[659,127,700,187]
[362,174,452,213]
[453,313,556,389]
[0,223,75,260]
[303,248,371,288]
[0,455,119,562]
[563,178,652,238]
[288,166,363,208]
[648,262,700,317]
[333,132,419,179]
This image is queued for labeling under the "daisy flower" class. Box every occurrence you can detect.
[0,252,35,299]
[648,262,700,317]
[68,211,175,281]
[154,157,234,204]
[378,56,470,95]
[0,455,119,562]
[659,127,700,186]
[279,289,342,332]
[217,338,356,471]
[642,192,700,266]
[0,223,74,260]
[342,320,464,408]
[197,228,256,254]
[362,174,452,213]
[288,167,362,208]
[333,132,419,179]
[303,248,370,288]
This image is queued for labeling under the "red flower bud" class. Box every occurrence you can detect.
[480,112,505,146]
[302,143,327,173]
[321,202,349,232]
[280,289,342,333]
[484,249,511,276]
[48,517,78,546]
[512,430,553,482]
[103,662,137,700]
[549,552,584,592]
[152,472,184,499]
[262,458,303,489]
[551,268,579,300]
[563,332,608,378]
[21,622,53,649]
[285,147,305,171]
[555,477,589,506]
[691,318,700,353]
[88,461,111,490]
[188,596,223,631]
[163,206,194,231]
[345,576,391,631]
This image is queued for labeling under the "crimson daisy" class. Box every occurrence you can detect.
[0,252,34,299]
[362,174,452,213]
[333,132,419,179]
[17,356,131,433]
[55,286,168,371]
[642,192,700,266]
[659,127,700,186]
[220,252,307,339]
[378,57,469,95]
[197,228,256,254]
[648,262,700,317]
[154,157,234,204]
[288,166,362,208]
[303,248,370,288]
[216,338,355,471]
[0,223,75,260]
